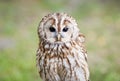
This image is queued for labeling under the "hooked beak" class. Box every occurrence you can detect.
[56,33,61,41]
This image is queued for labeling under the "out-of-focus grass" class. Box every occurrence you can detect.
[0,0,120,81]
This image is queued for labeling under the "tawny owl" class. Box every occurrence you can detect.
[36,13,89,81]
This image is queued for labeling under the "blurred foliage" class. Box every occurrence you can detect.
[0,0,120,81]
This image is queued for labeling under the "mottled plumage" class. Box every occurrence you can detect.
[36,13,89,81]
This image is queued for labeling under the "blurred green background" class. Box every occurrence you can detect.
[0,0,120,81]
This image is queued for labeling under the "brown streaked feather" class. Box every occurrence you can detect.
[36,13,89,81]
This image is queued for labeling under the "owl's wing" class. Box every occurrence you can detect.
[36,48,45,79]
[78,33,88,62]
[78,33,85,43]
[78,33,90,80]
[36,48,42,72]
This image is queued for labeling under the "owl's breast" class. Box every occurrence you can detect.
[37,41,89,81]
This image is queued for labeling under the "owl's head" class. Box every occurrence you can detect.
[38,13,80,43]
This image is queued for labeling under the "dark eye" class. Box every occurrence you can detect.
[63,27,68,32]
[49,26,56,32]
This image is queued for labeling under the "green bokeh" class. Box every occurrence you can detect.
[0,0,120,81]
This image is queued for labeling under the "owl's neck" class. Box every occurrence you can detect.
[39,35,83,54]
[40,39,71,50]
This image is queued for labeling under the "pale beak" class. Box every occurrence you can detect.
[56,34,61,41]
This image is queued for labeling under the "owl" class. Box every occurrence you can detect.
[36,13,89,81]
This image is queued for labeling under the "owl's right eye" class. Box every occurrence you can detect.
[49,27,56,32]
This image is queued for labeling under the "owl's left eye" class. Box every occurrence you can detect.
[63,27,68,32]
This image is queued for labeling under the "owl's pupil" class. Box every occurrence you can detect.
[49,27,56,32]
[63,27,68,32]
